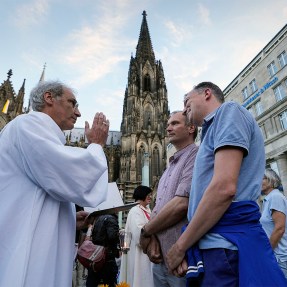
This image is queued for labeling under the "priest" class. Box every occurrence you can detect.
[0,80,110,287]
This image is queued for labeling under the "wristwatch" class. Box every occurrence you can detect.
[141,226,151,238]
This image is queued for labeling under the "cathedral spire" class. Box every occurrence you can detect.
[15,79,26,115]
[7,69,12,80]
[135,11,155,64]
[39,63,46,82]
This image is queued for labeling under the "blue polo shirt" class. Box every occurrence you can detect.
[260,189,287,262]
[188,102,265,249]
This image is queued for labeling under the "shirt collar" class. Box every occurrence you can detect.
[203,108,218,125]
[201,108,219,141]
[264,189,280,201]
[30,111,66,144]
[169,143,195,163]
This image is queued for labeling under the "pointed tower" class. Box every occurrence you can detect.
[0,70,25,130]
[119,11,169,204]
[14,78,26,116]
[39,63,46,82]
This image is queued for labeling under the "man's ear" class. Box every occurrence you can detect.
[204,88,212,100]
[43,92,54,106]
[188,125,196,134]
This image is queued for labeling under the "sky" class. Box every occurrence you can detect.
[1,0,287,131]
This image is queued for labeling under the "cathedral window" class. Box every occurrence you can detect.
[137,145,145,179]
[143,74,151,91]
[144,105,153,129]
[152,146,160,177]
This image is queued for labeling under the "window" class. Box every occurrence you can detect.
[259,126,265,138]
[247,106,255,117]
[152,146,160,177]
[274,84,287,101]
[279,110,287,130]
[249,79,258,94]
[278,51,287,68]
[143,74,151,91]
[267,61,277,77]
[255,101,263,116]
[242,87,249,100]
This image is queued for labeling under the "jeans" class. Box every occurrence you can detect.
[153,262,186,287]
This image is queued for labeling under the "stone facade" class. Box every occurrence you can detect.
[224,24,287,194]
[0,69,26,130]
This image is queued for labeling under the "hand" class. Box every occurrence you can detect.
[146,235,163,264]
[76,210,90,230]
[140,233,151,254]
[166,242,186,274]
[85,112,109,146]
[173,259,188,277]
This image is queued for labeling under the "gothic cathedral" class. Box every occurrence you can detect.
[118,11,169,203]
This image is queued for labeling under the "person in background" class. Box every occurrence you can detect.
[119,185,154,287]
[73,205,89,287]
[260,168,287,278]
[140,111,198,287]
[86,213,120,287]
[166,82,287,286]
[0,80,110,287]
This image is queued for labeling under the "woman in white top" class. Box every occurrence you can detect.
[119,186,154,287]
[260,168,287,278]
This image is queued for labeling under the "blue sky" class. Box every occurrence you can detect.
[1,0,287,130]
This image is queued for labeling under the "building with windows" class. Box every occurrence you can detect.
[224,24,287,194]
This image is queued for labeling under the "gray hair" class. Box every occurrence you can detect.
[169,110,198,140]
[29,80,70,111]
[264,168,282,189]
[194,82,225,103]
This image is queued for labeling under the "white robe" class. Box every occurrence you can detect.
[0,111,108,287]
[119,205,153,287]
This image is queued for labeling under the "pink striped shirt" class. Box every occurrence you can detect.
[151,143,198,265]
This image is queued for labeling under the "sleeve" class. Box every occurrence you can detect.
[16,115,108,207]
[105,215,120,247]
[175,146,198,197]
[269,193,287,216]
[213,103,253,156]
[126,207,146,246]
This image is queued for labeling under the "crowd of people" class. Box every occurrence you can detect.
[0,80,286,287]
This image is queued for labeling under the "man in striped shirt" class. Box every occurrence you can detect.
[140,111,198,287]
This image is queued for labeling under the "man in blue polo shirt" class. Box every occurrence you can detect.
[166,82,287,286]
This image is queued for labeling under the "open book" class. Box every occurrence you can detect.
[85,182,138,217]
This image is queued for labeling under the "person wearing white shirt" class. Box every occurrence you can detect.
[0,80,110,287]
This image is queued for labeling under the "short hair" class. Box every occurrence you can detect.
[29,80,70,111]
[194,82,225,103]
[264,168,282,189]
[133,185,152,201]
[169,110,198,140]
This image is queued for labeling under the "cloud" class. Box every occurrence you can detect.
[164,19,194,47]
[59,2,137,87]
[13,0,50,27]
[75,86,125,130]
[197,3,211,26]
